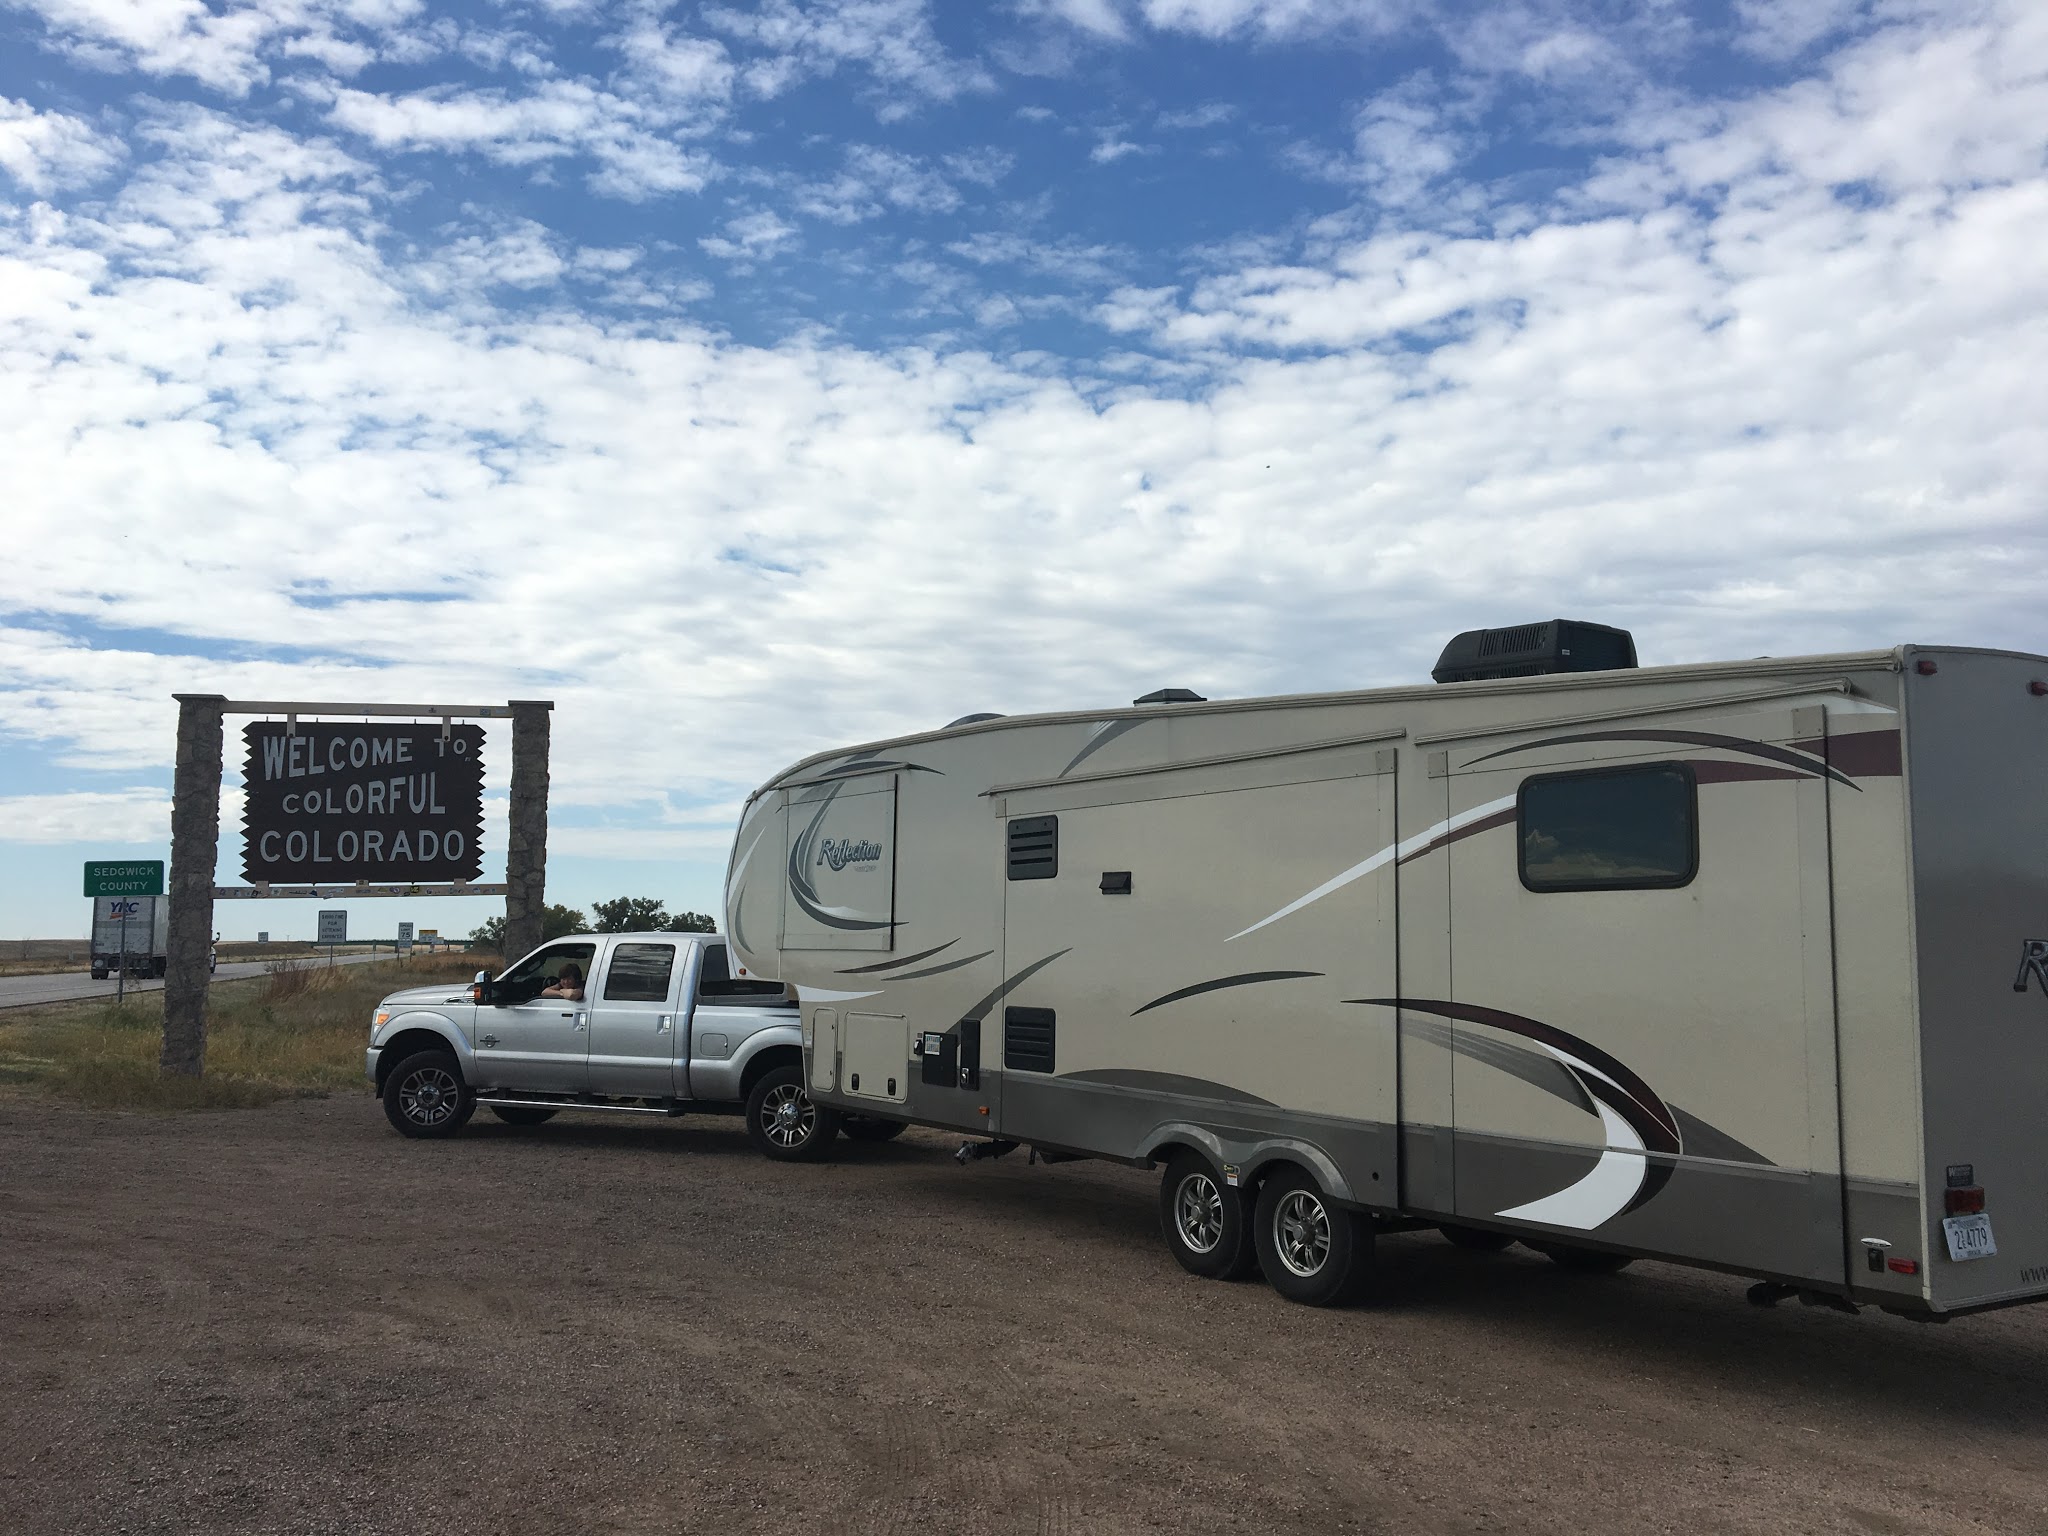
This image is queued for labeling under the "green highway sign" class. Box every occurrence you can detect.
[84,860,164,898]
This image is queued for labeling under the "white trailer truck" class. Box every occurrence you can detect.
[90,895,169,979]
[724,626,2048,1319]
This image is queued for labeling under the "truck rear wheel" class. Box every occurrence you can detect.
[91,968,107,981]
[382,1050,475,1139]
[487,1104,559,1127]
[1253,1165,1373,1306]
[745,1065,840,1162]
[1159,1149,1256,1280]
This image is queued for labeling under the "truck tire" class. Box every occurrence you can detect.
[1253,1165,1373,1306]
[1440,1223,1515,1253]
[842,1116,907,1143]
[745,1064,840,1162]
[1159,1148,1257,1280]
[1524,1240,1634,1274]
[91,968,107,981]
[152,958,167,978]
[382,1049,475,1139]
[487,1105,559,1127]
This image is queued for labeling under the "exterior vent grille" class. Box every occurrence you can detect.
[1007,815,1058,881]
[1479,624,1546,657]
[1004,1007,1056,1073]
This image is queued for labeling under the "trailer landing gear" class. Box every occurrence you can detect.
[954,1138,1019,1165]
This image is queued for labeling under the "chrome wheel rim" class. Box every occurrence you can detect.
[1273,1189,1331,1278]
[761,1084,815,1148]
[400,1066,459,1127]
[1175,1172,1225,1255]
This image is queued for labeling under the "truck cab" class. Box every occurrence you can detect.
[366,932,848,1160]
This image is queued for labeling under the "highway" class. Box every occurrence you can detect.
[0,953,398,1011]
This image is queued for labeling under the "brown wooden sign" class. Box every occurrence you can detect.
[241,723,485,883]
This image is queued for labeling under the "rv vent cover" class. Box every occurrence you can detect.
[1133,688,1206,705]
[1432,620,1638,684]
[1007,815,1058,880]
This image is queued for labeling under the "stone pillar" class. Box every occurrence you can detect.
[162,693,225,1077]
[501,700,554,966]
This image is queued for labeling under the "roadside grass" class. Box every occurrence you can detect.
[0,952,497,1111]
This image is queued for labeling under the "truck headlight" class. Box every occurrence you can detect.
[373,1009,391,1029]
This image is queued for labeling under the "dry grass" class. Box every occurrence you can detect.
[0,951,496,1111]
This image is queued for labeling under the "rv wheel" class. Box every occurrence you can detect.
[1524,1240,1634,1274]
[1440,1223,1515,1253]
[1252,1166,1372,1306]
[1158,1149,1256,1280]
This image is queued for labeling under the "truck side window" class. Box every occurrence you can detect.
[603,943,677,1003]
[497,941,598,1003]
[696,944,788,1003]
[1519,763,1697,891]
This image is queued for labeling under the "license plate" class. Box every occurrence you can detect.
[1942,1212,1997,1262]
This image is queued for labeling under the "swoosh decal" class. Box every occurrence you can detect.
[1227,795,1517,941]
[1464,730,1859,791]
[1351,997,1682,1226]
[786,783,893,932]
[887,950,994,981]
[835,939,960,976]
[1131,970,1324,1017]
[1058,717,1146,778]
[960,949,1071,1023]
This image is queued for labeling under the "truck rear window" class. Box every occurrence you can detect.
[603,943,677,1002]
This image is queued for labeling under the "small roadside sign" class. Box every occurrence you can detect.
[84,860,164,898]
[317,910,348,946]
[397,921,414,954]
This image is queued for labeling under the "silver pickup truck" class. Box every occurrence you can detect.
[365,931,902,1160]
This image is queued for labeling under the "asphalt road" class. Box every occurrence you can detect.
[0,952,394,1011]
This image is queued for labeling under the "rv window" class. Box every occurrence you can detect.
[1518,763,1696,891]
[1007,815,1058,880]
[696,943,789,1002]
[603,942,678,1003]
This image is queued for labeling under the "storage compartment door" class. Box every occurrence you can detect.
[842,1013,909,1103]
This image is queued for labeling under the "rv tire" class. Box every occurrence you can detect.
[1253,1165,1372,1306]
[842,1116,907,1143]
[382,1050,476,1139]
[1524,1240,1634,1274]
[1440,1224,1515,1253]
[746,1064,841,1162]
[1158,1149,1256,1280]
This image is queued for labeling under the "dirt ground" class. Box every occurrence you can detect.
[3,1097,2045,1536]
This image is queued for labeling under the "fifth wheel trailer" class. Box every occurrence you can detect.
[724,636,2048,1316]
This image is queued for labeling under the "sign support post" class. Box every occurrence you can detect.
[163,694,226,1077]
[116,906,128,1005]
[503,700,553,967]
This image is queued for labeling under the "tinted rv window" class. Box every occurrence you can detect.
[1519,764,1696,891]
[1007,815,1058,880]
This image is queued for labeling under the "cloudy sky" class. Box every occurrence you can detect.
[2,0,2043,941]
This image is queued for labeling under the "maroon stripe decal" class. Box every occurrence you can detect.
[1465,729,1857,790]
[1794,729,1902,779]
[1396,805,1518,865]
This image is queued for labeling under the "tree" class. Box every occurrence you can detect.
[469,903,589,953]
[590,896,672,933]
[666,910,716,934]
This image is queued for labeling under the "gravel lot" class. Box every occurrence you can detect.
[3,1095,2046,1535]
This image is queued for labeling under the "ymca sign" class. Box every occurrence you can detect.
[242,723,485,884]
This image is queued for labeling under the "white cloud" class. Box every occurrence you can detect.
[706,0,993,113]
[0,789,171,844]
[1089,135,1154,164]
[0,98,124,192]
[699,207,799,261]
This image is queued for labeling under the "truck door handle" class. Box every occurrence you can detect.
[656,1014,672,1034]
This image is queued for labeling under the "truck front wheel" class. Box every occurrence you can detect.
[746,1065,839,1162]
[382,1050,475,1139]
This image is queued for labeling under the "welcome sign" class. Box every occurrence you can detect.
[241,723,485,883]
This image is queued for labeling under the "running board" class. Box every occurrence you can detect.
[476,1096,681,1117]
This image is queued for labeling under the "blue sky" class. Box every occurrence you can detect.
[2,0,2044,940]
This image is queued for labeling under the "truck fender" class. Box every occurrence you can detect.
[726,1020,805,1096]
[1138,1123,1358,1206]
[371,1014,475,1092]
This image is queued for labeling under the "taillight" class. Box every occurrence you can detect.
[1944,1186,1985,1215]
